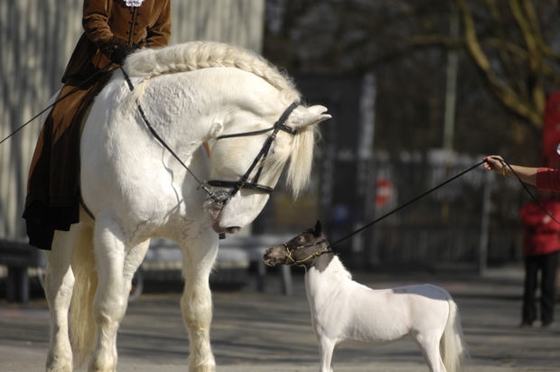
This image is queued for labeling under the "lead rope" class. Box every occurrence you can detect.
[330,160,486,248]
[503,162,560,226]
[330,159,560,249]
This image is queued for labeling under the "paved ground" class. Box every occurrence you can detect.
[1,264,559,371]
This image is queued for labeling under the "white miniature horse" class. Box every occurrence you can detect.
[264,221,467,372]
[43,41,330,372]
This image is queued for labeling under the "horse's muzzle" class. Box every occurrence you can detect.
[203,191,229,221]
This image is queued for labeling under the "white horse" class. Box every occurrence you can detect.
[43,41,330,372]
[263,221,467,372]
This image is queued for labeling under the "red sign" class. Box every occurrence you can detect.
[375,178,393,207]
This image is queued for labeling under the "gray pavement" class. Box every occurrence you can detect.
[1,264,559,371]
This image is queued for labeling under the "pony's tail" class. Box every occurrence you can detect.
[441,299,468,372]
[69,233,98,369]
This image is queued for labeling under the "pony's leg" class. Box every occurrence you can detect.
[45,229,79,372]
[88,214,129,372]
[414,334,446,372]
[180,227,219,372]
[318,337,335,372]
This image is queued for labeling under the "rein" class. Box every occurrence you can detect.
[120,67,220,202]
[207,101,299,197]
[119,67,299,204]
[0,63,114,146]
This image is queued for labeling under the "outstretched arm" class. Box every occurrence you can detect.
[483,155,538,186]
[483,155,560,191]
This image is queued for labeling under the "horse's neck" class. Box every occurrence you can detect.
[138,69,281,146]
[304,256,352,303]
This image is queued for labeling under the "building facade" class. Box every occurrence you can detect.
[0,0,264,239]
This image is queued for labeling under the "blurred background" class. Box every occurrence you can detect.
[2,0,560,299]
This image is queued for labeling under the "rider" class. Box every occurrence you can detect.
[23,0,171,250]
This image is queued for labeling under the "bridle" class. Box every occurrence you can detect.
[283,238,332,266]
[207,101,299,200]
[120,65,300,206]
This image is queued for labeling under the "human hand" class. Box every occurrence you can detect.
[111,45,133,65]
[483,155,506,175]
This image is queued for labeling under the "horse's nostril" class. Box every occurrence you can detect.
[226,226,241,234]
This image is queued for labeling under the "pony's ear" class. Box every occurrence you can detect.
[293,105,331,129]
[314,220,322,237]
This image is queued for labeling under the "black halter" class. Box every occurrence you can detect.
[207,101,299,197]
[283,238,331,266]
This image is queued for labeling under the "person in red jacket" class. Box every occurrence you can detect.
[519,192,560,327]
[483,155,560,191]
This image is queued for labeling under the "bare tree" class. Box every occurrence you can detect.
[263,0,560,160]
[454,0,560,130]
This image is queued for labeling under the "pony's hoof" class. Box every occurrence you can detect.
[188,357,216,372]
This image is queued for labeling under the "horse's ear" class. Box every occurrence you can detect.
[293,105,331,129]
[314,220,322,236]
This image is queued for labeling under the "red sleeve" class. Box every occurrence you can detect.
[536,167,560,191]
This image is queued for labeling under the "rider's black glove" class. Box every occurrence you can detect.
[111,45,133,65]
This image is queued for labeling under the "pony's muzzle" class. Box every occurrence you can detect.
[263,246,286,267]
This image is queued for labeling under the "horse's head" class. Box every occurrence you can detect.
[263,220,332,268]
[123,41,331,235]
[204,103,330,235]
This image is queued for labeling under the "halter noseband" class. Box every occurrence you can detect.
[207,101,299,198]
[284,238,332,266]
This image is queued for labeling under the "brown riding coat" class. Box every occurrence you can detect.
[24,0,171,250]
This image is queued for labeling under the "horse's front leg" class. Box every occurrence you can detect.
[45,231,76,372]
[122,240,150,299]
[180,228,219,372]
[89,216,129,372]
[318,336,336,372]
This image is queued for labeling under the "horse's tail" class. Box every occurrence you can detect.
[441,297,468,372]
[69,232,98,368]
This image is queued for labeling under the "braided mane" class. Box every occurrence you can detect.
[124,41,300,102]
[123,41,313,197]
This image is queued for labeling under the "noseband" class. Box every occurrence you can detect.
[284,238,331,266]
[207,101,299,198]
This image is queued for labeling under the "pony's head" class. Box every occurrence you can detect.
[263,220,332,269]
